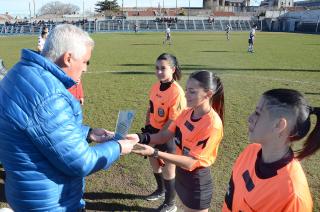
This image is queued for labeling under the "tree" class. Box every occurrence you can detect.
[95,0,120,13]
[38,1,80,16]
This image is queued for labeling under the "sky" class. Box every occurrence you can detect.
[0,0,260,17]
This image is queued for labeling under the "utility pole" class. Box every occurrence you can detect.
[33,0,35,17]
[29,1,32,21]
[176,0,177,16]
[83,0,84,16]
[188,0,190,29]
[122,0,124,18]
[162,0,166,14]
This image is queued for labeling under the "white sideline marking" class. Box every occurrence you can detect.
[85,70,320,86]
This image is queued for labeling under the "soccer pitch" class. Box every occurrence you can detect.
[0,31,319,211]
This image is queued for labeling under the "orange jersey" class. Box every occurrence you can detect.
[222,144,313,212]
[68,81,84,100]
[168,108,223,171]
[148,81,186,129]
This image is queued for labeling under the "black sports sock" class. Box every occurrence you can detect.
[164,178,176,205]
[154,173,165,192]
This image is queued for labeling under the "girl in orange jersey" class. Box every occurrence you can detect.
[141,53,186,212]
[131,71,224,212]
[222,89,319,212]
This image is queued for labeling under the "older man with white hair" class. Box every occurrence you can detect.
[0,24,137,211]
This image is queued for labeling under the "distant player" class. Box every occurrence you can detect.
[225,24,231,40]
[163,25,171,45]
[248,24,257,53]
[134,24,138,33]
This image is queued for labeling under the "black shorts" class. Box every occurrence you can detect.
[248,38,253,44]
[145,125,176,153]
[175,166,213,210]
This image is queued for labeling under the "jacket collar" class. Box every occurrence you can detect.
[21,49,76,89]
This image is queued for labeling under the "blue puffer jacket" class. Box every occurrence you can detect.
[0,49,121,211]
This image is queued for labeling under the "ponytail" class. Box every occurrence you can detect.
[296,107,320,160]
[211,76,224,125]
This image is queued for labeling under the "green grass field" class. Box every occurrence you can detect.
[0,31,319,211]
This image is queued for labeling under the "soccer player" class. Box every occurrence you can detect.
[223,89,319,212]
[248,24,257,53]
[140,53,186,212]
[225,24,231,40]
[163,25,172,45]
[131,71,224,212]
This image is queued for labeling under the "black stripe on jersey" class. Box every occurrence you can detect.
[174,127,182,150]
[224,174,235,210]
[196,137,209,149]
[242,170,255,192]
[149,100,154,113]
[184,120,194,131]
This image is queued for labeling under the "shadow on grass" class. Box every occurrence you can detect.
[200,50,231,53]
[305,92,320,96]
[112,71,153,75]
[85,201,156,211]
[84,192,156,211]
[181,66,320,72]
[304,43,320,46]
[132,44,160,46]
[112,64,319,73]
[118,64,152,67]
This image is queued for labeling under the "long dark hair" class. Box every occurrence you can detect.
[263,89,320,160]
[189,71,224,124]
[156,53,181,81]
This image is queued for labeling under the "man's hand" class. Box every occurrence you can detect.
[117,136,139,155]
[125,133,140,143]
[88,128,114,143]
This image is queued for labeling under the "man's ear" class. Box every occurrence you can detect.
[63,52,72,68]
[55,52,72,69]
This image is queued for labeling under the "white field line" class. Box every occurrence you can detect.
[86,70,320,86]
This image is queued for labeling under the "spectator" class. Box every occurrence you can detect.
[37,30,48,52]
[0,24,137,211]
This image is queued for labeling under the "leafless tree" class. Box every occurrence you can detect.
[38,1,80,15]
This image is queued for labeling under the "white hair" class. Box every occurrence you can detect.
[41,24,94,62]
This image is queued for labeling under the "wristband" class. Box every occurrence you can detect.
[151,148,159,158]
[136,133,150,145]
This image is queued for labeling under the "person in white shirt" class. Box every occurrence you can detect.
[37,27,49,52]
[248,25,257,53]
[163,26,172,45]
